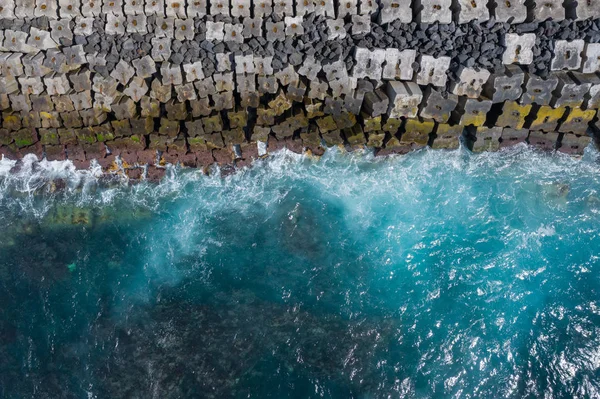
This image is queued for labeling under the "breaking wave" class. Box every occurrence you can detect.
[2,144,600,398]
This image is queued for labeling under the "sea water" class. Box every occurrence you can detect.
[1,145,600,398]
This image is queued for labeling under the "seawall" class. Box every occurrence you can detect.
[0,0,600,180]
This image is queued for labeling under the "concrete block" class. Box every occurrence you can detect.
[574,0,600,20]
[194,77,216,98]
[314,0,335,16]
[495,101,532,129]
[0,53,24,77]
[500,128,529,148]
[493,0,526,22]
[307,78,328,100]
[210,0,229,15]
[161,63,183,85]
[126,14,148,34]
[558,132,591,155]
[472,126,501,152]
[401,118,434,148]
[70,90,93,110]
[254,56,274,76]
[69,68,92,92]
[187,0,207,16]
[353,47,385,80]
[275,64,300,86]
[326,18,346,39]
[222,23,243,43]
[528,130,559,151]
[106,14,126,35]
[63,45,86,66]
[34,0,59,18]
[529,105,567,131]
[273,0,293,16]
[0,0,15,18]
[236,73,256,94]
[449,66,490,98]
[482,65,524,103]
[212,91,234,111]
[242,17,262,37]
[58,0,82,18]
[363,88,389,117]
[337,0,357,17]
[234,54,254,74]
[296,0,314,15]
[124,0,144,14]
[416,55,451,87]
[155,17,175,38]
[146,0,166,15]
[415,0,452,23]
[0,76,19,95]
[19,77,44,96]
[254,0,272,16]
[150,78,173,102]
[454,0,489,23]
[550,72,591,108]
[174,82,197,102]
[520,73,558,105]
[581,43,600,73]
[124,77,148,102]
[431,124,462,149]
[298,56,322,80]
[151,37,172,61]
[103,0,123,15]
[183,61,205,82]
[452,97,492,126]
[213,72,234,92]
[558,108,596,134]
[4,30,30,53]
[502,33,535,65]
[206,21,225,40]
[419,87,458,123]
[351,14,371,35]
[132,55,156,78]
[387,81,423,118]
[534,0,565,21]
[285,16,304,35]
[378,0,411,24]
[166,0,187,17]
[266,21,285,41]
[49,19,73,43]
[551,40,584,71]
[175,18,195,41]
[44,73,71,95]
[585,75,600,109]
[28,27,58,51]
[231,0,251,16]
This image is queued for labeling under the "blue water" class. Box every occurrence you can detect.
[2,145,600,398]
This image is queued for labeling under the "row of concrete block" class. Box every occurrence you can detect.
[0,0,598,24]
[0,114,592,180]
[2,53,600,133]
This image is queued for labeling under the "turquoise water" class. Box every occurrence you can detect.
[2,145,600,398]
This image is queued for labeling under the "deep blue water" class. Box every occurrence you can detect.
[2,145,600,398]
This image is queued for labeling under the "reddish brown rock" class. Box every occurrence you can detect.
[212,148,233,165]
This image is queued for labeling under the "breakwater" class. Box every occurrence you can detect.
[1,0,600,179]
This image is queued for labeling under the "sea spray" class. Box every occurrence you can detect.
[1,146,600,397]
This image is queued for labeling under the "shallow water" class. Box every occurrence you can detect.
[2,145,600,398]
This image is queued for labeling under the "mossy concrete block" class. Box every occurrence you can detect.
[432,124,462,150]
[13,128,39,148]
[39,128,60,145]
[58,128,78,145]
[76,127,97,144]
